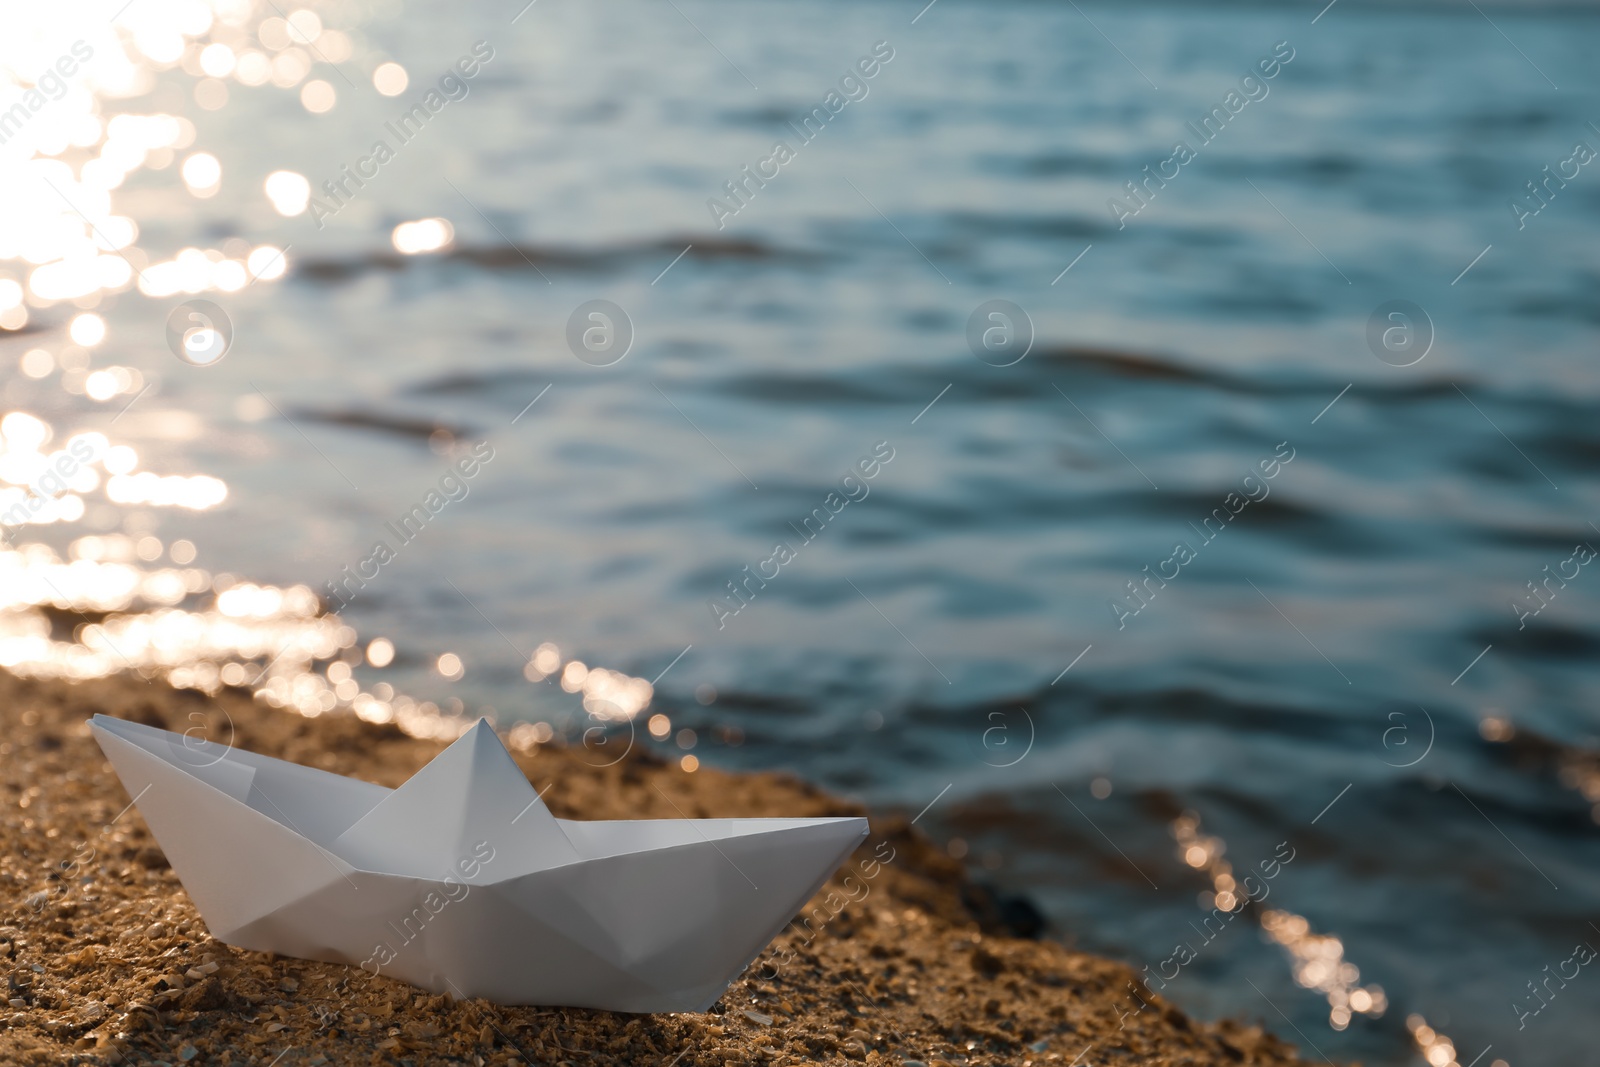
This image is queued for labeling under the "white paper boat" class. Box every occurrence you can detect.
[89,714,868,1012]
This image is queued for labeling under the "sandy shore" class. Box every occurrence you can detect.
[0,670,1318,1067]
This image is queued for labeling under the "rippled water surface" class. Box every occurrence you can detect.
[3,1,1599,1063]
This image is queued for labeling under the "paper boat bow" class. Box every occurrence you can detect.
[90,714,867,1012]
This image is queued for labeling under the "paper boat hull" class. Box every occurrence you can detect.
[89,714,868,1012]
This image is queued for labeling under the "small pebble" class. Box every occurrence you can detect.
[146,923,166,939]
[178,1045,199,1061]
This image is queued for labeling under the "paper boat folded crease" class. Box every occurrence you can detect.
[89,714,867,1012]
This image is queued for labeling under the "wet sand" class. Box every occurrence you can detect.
[0,670,1319,1067]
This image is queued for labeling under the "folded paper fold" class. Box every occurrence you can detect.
[89,714,868,1012]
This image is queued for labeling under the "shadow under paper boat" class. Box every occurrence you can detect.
[89,715,868,1013]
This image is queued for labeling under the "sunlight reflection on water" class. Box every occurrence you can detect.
[0,396,654,746]
[0,0,317,324]
[0,405,654,745]
[1,0,652,748]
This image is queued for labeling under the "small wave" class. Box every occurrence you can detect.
[1504,620,1600,661]
[293,235,808,283]
[402,368,551,398]
[1037,345,1225,385]
[976,152,1124,178]
[287,406,475,443]
[943,210,1110,240]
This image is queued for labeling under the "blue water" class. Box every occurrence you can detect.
[4,0,1600,1063]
